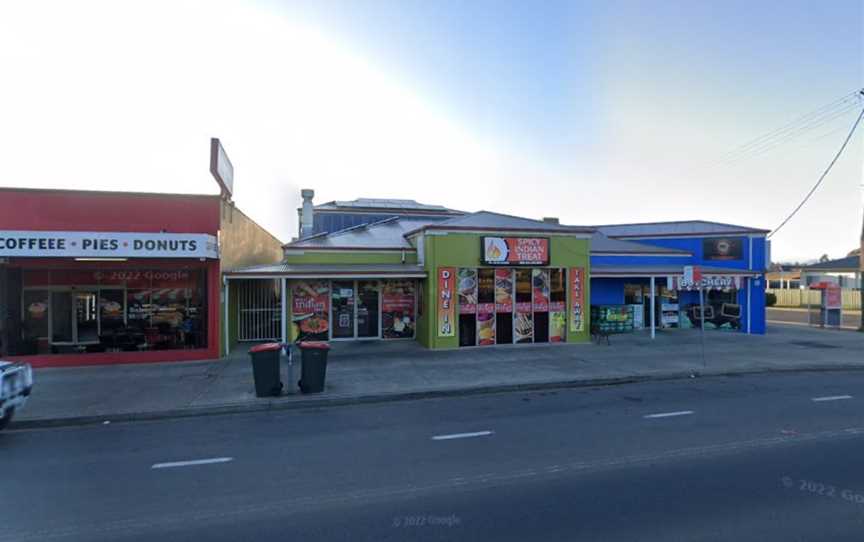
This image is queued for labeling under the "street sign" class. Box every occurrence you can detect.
[209,138,234,197]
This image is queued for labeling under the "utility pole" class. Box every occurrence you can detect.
[860,89,864,332]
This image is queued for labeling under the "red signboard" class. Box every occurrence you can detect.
[482,237,549,266]
[825,285,842,310]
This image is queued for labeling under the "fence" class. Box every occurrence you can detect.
[235,279,282,341]
[767,288,862,310]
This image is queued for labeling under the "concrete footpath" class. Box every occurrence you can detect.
[10,324,864,429]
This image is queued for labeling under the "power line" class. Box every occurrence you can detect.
[718,101,861,165]
[716,91,861,163]
[767,99,864,240]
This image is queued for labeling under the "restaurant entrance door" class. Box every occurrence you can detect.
[329,280,381,340]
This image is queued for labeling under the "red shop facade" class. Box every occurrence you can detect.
[0,188,222,367]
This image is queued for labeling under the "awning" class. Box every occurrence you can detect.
[224,263,427,280]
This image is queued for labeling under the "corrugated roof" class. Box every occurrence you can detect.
[801,255,860,272]
[406,211,595,236]
[286,217,436,249]
[595,220,770,238]
[590,232,691,255]
[313,198,461,213]
[225,263,427,277]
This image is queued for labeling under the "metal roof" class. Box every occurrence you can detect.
[800,255,860,272]
[591,264,760,277]
[590,232,691,255]
[286,217,436,249]
[313,198,461,214]
[406,211,595,236]
[594,220,770,238]
[225,263,427,278]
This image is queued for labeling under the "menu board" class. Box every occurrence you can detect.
[494,269,513,312]
[291,280,330,340]
[437,267,456,337]
[482,237,550,266]
[569,267,585,332]
[532,269,550,311]
[457,268,478,314]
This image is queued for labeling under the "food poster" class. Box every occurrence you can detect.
[382,280,416,339]
[291,280,330,340]
[568,267,584,333]
[477,312,495,345]
[437,268,456,337]
[514,311,533,343]
[549,312,566,342]
[532,269,550,312]
[457,268,477,314]
[494,269,513,312]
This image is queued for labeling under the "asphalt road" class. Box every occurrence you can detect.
[768,307,862,329]
[7,372,864,541]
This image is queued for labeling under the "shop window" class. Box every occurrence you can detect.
[17,268,208,355]
[457,269,477,347]
[514,269,533,343]
[495,269,513,344]
[549,269,566,342]
[292,280,330,341]
[382,280,416,339]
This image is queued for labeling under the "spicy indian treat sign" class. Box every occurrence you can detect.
[482,237,549,266]
[437,267,456,337]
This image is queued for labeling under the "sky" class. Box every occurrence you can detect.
[0,0,862,262]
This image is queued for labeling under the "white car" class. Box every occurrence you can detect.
[0,361,33,431]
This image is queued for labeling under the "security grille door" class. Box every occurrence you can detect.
[237,279,282,341]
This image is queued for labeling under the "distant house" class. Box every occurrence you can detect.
[799,253,862,289]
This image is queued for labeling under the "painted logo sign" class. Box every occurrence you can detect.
[703,238,743,261]
[482,237,549,266]
[437,267,456,337]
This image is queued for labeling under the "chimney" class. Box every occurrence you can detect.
[300,189,315,238]
[542,217,559,225]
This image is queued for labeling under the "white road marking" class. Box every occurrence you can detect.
[151,457,234,469]
[643,410,694,419]
[812,395,853,402]
[431,430,494,441]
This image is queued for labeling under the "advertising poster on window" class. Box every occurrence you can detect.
[514,311,533,343]
[482,237,550,266]
[457,268,477,314]
[477,312,495,345]
[382,280,416,339]
[532,269,550,311]
[569,267,584,332]
[438,267,456,337]
[291,280,330,340]
[494,269,513,312]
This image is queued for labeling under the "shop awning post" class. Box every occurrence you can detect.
[650,276,656,339]
[699,284,706,369]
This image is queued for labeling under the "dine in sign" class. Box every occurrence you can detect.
[482,237,549,266]
[437,267,456,337]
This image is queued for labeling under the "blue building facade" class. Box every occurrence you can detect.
[588,222,769,335]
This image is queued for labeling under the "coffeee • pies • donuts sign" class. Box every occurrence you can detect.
[0,230,219,259]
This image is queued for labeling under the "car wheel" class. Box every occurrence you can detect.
[0,408,14,431]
